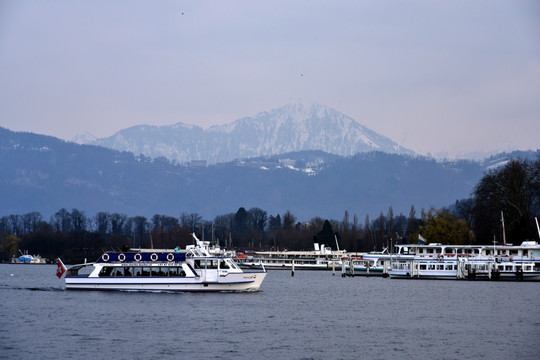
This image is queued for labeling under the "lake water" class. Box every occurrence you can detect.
[1,264,539,360]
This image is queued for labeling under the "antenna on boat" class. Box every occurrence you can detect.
[334,234,340,251]
[500,211,506,246]
[149,232,154,249]
[536,217,540,241]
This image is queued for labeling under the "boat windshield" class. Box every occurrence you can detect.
[67,264,94,276]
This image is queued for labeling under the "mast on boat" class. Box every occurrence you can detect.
[534,216,540,240]
[501,211,506,246]
[334,235,340,251]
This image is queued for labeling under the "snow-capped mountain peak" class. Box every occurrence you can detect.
[84,101,415,163]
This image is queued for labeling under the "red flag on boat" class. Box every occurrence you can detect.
[56,259,67,279]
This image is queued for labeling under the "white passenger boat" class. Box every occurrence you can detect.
[468,241,540,281]
[388,241,540,281]
[236,242,346,270]
[64,234,267,292]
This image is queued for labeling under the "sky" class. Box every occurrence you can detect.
[0,0,539,159]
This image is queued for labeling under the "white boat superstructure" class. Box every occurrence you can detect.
[64,234,266,292]
[236,242,346,270]
[388,241,540,281]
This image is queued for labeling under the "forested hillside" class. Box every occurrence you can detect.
[1,127,490,221]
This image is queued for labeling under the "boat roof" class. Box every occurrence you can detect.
[127,248,188,254]
[254,250,346,256]
[396,241,539,249]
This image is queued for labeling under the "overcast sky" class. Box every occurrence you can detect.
[1,0,539,158]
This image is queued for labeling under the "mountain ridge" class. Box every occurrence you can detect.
[3,126,537,221]
[80,101,415,164]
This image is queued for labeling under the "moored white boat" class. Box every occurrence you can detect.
[236,241,346,270]
[388,241,540,281]
[64,234,266,292]
[341,249,414,277]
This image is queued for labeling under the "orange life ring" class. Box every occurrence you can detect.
[118,253,126,262]
[150,253,158,262]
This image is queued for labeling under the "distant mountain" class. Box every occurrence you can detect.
[71,131,97,144]
[80,101,416,164]
[1,126,505,221]
[481,150,540,170]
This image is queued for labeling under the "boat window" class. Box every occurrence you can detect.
[75,265,94,276]
[133,267,143,276]
[111,267,124,277]
[99,267,113,277]
[420,264,426,270]
[123,267,132,276]
[167,267,186,277]
[67,265,84,276]
[220,260,229,269]
[199,260,219,269]
[142,267,151,276]
[151,267,160,276]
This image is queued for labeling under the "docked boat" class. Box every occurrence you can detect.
[11,251,47,264]
[341,248,414,277]
[64,234,267,292]
[236,241,346,270]
[388,241,540,281]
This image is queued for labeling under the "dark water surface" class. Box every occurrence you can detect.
[1,264,539,360]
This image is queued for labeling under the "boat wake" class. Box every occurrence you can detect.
[28,286,65,292]
[0,284,65,292]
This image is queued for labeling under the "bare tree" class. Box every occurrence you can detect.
[180,212,203,232]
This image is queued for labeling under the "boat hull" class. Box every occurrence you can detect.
[389,270,458,280]
[66,271,266,292]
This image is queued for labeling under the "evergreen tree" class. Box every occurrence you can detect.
[315,220,337,248]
